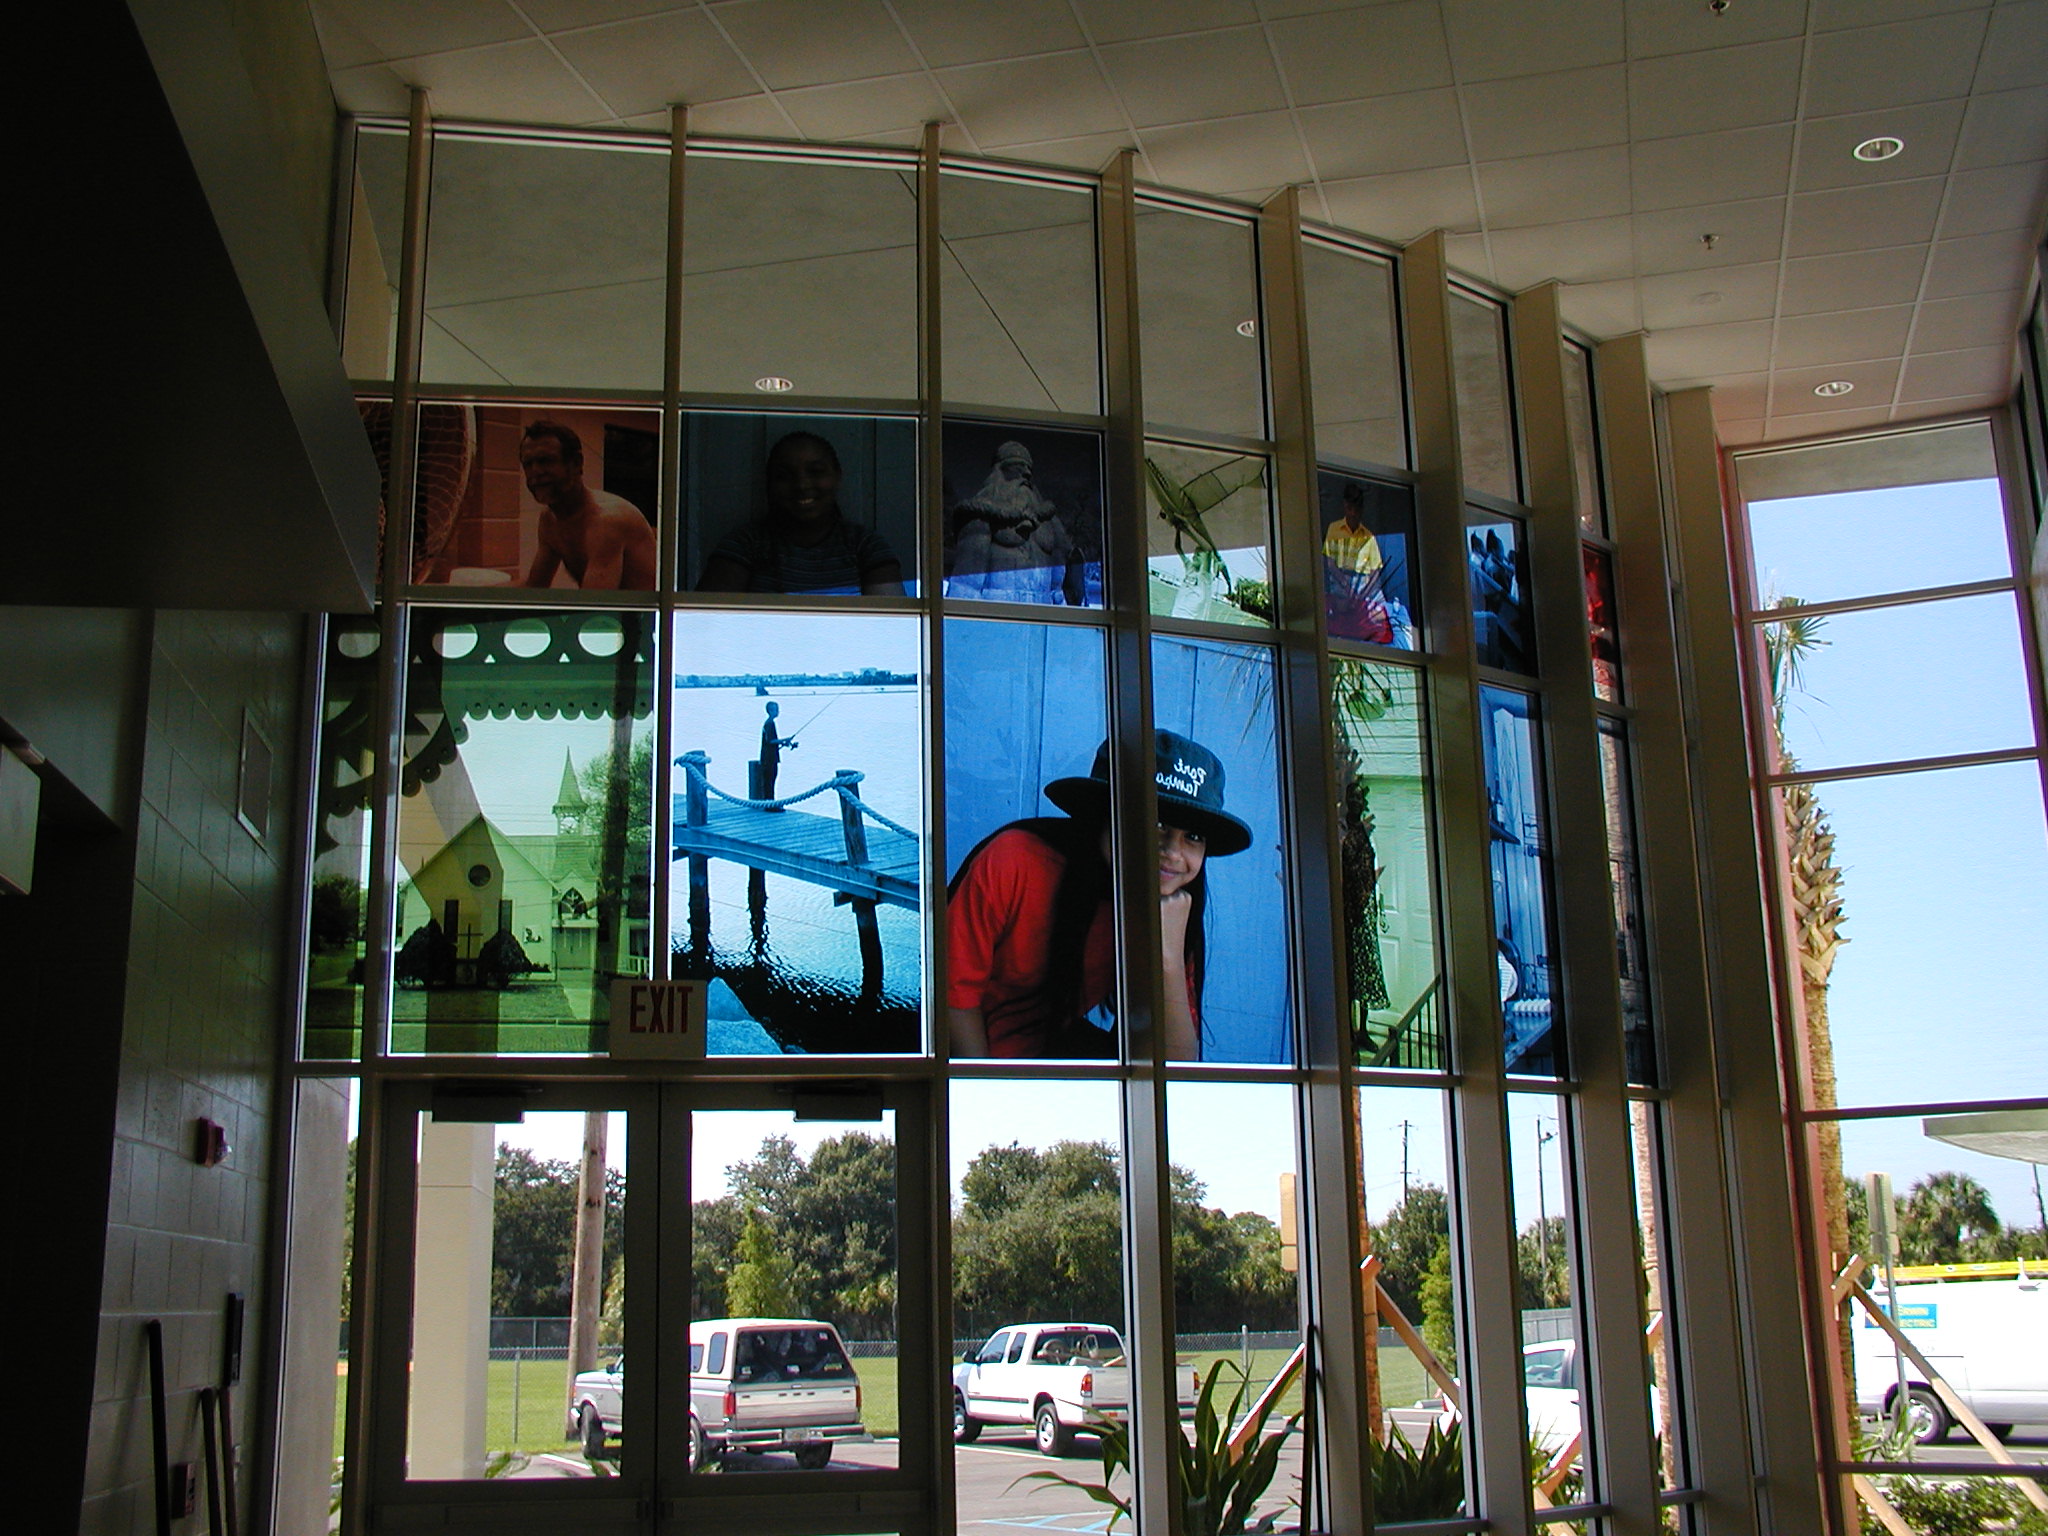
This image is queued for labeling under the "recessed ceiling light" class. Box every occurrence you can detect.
[1691,291,1724,307]
[1814,380,1856,398]
[1853,136,1904,162]
[754,376,794,392]
[1236,320,1258,337]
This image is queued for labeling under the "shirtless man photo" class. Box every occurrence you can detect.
[518,419,658,591]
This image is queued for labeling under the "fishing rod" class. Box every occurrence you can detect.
[780,694,841,742]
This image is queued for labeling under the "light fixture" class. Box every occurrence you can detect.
[1236,319,1258,337]
[1690,290,1724,308]
[754,376,794,392]
[1814,380,1856,398]
[1853,136,1904,162]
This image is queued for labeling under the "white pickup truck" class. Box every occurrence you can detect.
[952,1322,1199,1456]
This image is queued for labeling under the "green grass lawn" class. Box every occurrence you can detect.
[330,1346,1430,1460]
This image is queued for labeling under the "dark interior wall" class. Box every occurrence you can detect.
[223,0,341,292]
[78,612,306,1533]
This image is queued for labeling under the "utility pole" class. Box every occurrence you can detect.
[1535,1118,1557,1303]
[1397,1119,1413,1202]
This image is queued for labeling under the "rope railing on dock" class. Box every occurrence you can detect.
[676,755,920,842]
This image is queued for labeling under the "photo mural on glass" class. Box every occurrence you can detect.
[1597,720,1656,1085]
[1318,471,1418,649]
[1583,545,1620,702]
[943,620,1115,1060]
[941,420,1104,606]
[669,611,923,1055]
[1150,635,1291,1064]
[1480,686,1559,1076]
[303,618,381,1056]
[392,406,661,592]
[1468,513,1534,674]
[394,611,656,1054]
[1146,441,1273,626]
[1331,660,1442,1070]
[683,412,917,597]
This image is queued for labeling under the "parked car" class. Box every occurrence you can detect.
[952,1322,1200,1456]
[1853,1275,2048,1443]
[1428,1337,1662,1456]
[569,1317,871,1470]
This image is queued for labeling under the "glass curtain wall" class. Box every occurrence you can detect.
[1734,421,2048,1521]
[305,115,1682,1536]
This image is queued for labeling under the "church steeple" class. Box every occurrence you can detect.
[553,749,586,833]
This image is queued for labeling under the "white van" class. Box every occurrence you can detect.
[1853,1275,2048,1442]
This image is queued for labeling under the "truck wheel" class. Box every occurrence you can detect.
[1986,1423,2014,1442]
[1034,1401,1074,1457]
[795,1444,834,1470]
[686,1414,707,1474]
[579,1405,610,1462]
[1903,1387,1951,1445]
[953,1390,982,1444]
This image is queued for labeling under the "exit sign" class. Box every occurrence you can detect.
[608,979,707,1058]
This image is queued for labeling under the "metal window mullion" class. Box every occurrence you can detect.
[1511,284,1658,1533]
[339,89,431,1536]
[650,105,686,986]
[913,120,952,1532]
[1401,229,1529,1533]
[1259,186,1367,1534]
[1102,147,1179,1536]
[653,1085,692,1508]
[1663,385,1833,1534]
[1987,409,2048,804]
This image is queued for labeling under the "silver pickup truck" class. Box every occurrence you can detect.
[569,1317,871,1471]
[952,1322,1199,1455]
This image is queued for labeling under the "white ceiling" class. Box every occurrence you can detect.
[314,0,2048,444]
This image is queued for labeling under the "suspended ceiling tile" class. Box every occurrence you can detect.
[521,1,680,27]
[1779,245,1929,313]
[1810,0,1986,31]
[1486,216,1635,287]
[1716,418,1770,446]
[1976,0,2048,93]
[686,94,796,138]
[1772,306,1917,368]
[1320,165,1481,243]
[1269,2,1454,103]
[1764,404,1901,439]
[1630,124,1796,213]
[714,0,920,90]
[1443,231,1493,282]
[1294,91,1468,181]
[1634,198,1786,273]
[1644,320,1775,381]
[1922,229,2038,298]
[1097,29,1288,127]
[937,52,1127,147]
[1957,86,2048,169]
[549,11,758,121]
[1785,179,1946,258]
[776,73,950,141]
[1071,0,1260,45]
[1898,345,2017,402]
[1793,100,1968,190]
[1440,0,1624,83]
[1557,277,1642,335]
[990,130,1138,174]
[1624,0,1807,57]
[1910,291,2025,353]
[1265,0,1390,13]
[1769,357,1904,412]
[1477,145,1631,228]
[317,0,529,61]
[614,111,669,131]
[888,0,1088,67]
[308,2,388,70]
[329,60,413,116]
[1628,39,1804,139]
[1701,371,1770,417]
[1803,12,1989,117]
[403,38,608,125]
[1940,162,2048,237]
[1460,65,1628,159]
[1141,112,1312,194]
[1638,263,1782,328]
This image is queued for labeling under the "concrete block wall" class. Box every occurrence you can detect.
[82,611,304,1535]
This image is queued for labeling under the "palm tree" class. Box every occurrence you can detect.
[1762,598,1853,1409]
[1901,1172,2002,1265]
